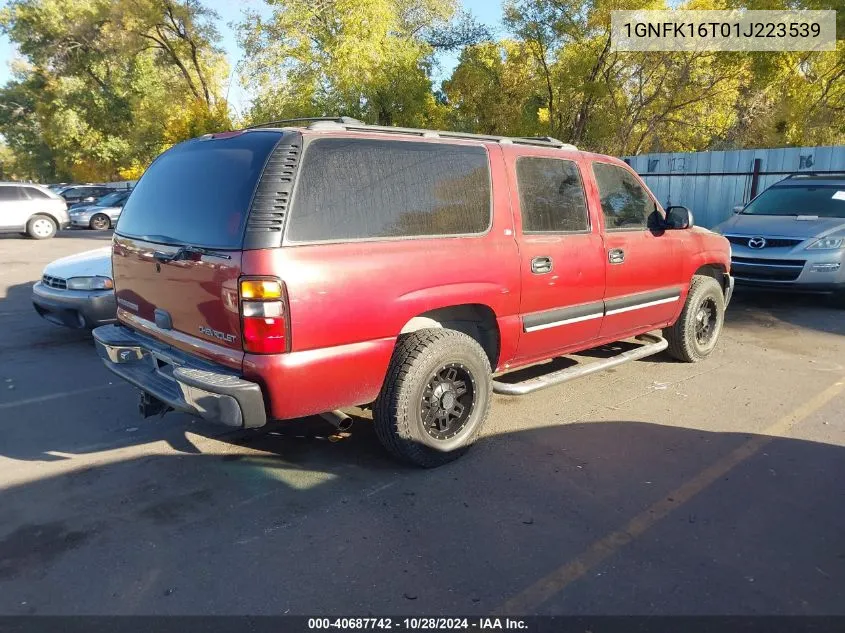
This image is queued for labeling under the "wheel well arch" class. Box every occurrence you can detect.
[399,304,500,369]
[30,211,61,227]
[693,263,727,289]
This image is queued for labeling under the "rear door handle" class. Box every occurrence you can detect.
[608,248,625,264]
[531,256,553,274]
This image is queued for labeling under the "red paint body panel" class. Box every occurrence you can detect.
[110,130,731,424]
[113,236,244,368]
[500,145,607,361]
[242,338,398,420]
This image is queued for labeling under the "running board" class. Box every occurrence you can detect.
[491,333,668,396]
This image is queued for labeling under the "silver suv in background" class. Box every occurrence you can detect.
[0,182,70,239]
[713,174,845,298]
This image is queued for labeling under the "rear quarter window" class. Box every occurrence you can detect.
[286,138,491,243]
[24,187,51,200]
[116,130,284,248]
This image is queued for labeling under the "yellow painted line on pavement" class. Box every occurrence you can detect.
[496,377,845,614]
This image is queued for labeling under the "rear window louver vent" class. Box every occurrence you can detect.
[246,141,300,239]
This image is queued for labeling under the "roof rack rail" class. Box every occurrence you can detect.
[246,117,579,150]
[246,116,364,130]
[318,121,578,150]
[784,171,845,179]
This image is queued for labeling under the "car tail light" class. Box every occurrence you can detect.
[240,277,289,354]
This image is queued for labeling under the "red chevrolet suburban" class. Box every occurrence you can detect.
[93,118,733,467]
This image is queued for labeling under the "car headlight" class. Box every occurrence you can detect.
[66,276,114,290]
[806,237,844,250]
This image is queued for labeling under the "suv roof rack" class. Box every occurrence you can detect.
[335,123,578,150]
[246,117,578,150]
[783,171,845,179]
[246,116,364,130]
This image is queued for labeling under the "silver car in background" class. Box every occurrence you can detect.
[69,189,132,230]
[0,182,70,239]
[32,246,116,329]
[713,175,845,298]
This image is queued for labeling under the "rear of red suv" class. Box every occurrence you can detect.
[93,124,509,456]
[93,128,301,428]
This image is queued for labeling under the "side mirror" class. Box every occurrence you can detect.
[733,205,744,214]
[84,196,96,202]
[665,206,693,229]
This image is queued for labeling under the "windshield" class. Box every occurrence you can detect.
[742,185,845,218]
[96,191,126,206]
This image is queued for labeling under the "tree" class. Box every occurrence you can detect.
[0,0,231,181]
[238,0,488,127]
[494,0,843,153]
[442,40,546,136]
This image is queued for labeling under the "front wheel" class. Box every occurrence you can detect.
[373,329,491,467]
[663,275,726,362]
[89,213,111,230]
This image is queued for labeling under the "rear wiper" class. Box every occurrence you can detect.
[153,245,232,262]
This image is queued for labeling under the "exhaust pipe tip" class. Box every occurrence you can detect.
[320,410,353,432]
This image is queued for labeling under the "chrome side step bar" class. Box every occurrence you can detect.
[491,333,668,396]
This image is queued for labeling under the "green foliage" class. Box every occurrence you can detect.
[238,0,481,127]
[444,0,842,153]
[0,0,232,182]
[0,0,841,181]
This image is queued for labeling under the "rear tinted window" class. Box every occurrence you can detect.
[0,186,24,201]
[517,157,589,232]
[287,138,491,242]
[116,131,283,248]
[24,187,51,200]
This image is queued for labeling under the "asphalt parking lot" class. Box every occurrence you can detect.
[1,231,844,616]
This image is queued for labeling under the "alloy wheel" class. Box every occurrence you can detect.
[420,363,476,441]
[694,297,719,347]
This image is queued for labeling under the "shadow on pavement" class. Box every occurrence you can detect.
[727,289,845,337]
[0,280,93,352]
[0,416,843,615]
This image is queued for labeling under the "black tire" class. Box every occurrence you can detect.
[89,213,111,230]
[663,275,725,363]
[26,214,57,239]
[373,329,492,468]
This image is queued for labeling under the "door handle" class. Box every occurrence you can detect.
[531,256,553,274]
[608,248,625,264]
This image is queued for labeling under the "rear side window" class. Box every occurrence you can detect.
[0,187,23,201]
[592,162,657,230]
[516,157,589,232]
[287,138,491,242]
[116,130,283,248]
[24,187,51,199]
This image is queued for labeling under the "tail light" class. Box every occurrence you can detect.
[240,277,289,354]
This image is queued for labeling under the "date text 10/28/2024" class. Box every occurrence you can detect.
[308,618,528,630]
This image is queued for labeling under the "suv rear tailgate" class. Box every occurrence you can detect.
[114,236,245,370]
[111,128,287,371]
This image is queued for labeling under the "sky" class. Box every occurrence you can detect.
[0,0,505,117]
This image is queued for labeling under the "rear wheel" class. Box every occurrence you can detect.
[89,213,111,230]
[26,215,57,239]
[374,329,491,467]
[664,275,725,362]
